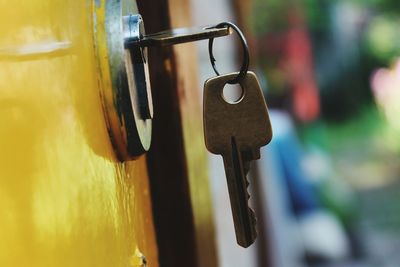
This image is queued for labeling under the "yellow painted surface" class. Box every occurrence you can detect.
[0,0,158,266]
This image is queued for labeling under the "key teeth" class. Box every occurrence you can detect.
[243,165,252,205]
[245,172,257,243]
[245,169,257,247]
[244,169,251,199]
[235,149,260,248]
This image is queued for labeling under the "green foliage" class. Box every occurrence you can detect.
[303,0,330,31]
[250,0,292,34]
[364,15,400,62]
[349,0,400,13]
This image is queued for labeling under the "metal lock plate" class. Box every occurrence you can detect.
[94,0,231,161]
[94,0,152,161]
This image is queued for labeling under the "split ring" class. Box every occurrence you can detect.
[208,22,250,84]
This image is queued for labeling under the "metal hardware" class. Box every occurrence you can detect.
[95,0,233,161]
[125,25,230,48]
[203,72,272,247]
[94,1,152,161]
[208,22,249,85]
[123,15,154,121]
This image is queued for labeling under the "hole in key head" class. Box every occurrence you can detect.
[222,83,244,104]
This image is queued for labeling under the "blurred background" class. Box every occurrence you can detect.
[190,0,400,266]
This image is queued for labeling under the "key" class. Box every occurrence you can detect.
[124,23,231,48]
[203,71,272,247]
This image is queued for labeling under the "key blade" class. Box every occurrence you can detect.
[223,136,257,248]
[135,26,231,47]
[203,72,272,248]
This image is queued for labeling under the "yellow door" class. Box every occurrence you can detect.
[0,0,158,266]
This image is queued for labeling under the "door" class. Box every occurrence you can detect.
[0,1,158,266]
[0,0,218,266]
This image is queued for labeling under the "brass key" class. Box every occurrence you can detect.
[203,72,272,247]
[124,21,231,48]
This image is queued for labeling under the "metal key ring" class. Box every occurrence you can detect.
[208,22,250,84]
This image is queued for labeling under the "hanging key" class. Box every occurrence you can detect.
[204,22,273,247]
[203,71,272,247]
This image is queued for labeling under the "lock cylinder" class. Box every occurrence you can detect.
[94,0,152,161]
[93,0,232,161]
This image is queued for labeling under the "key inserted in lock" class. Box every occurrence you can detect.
[95,0,232,161]
[94,4,154,161]
[125,23,231,48]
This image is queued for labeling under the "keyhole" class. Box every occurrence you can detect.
[222,83,244,104]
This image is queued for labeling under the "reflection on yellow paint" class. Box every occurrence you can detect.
[0,1,158,266]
